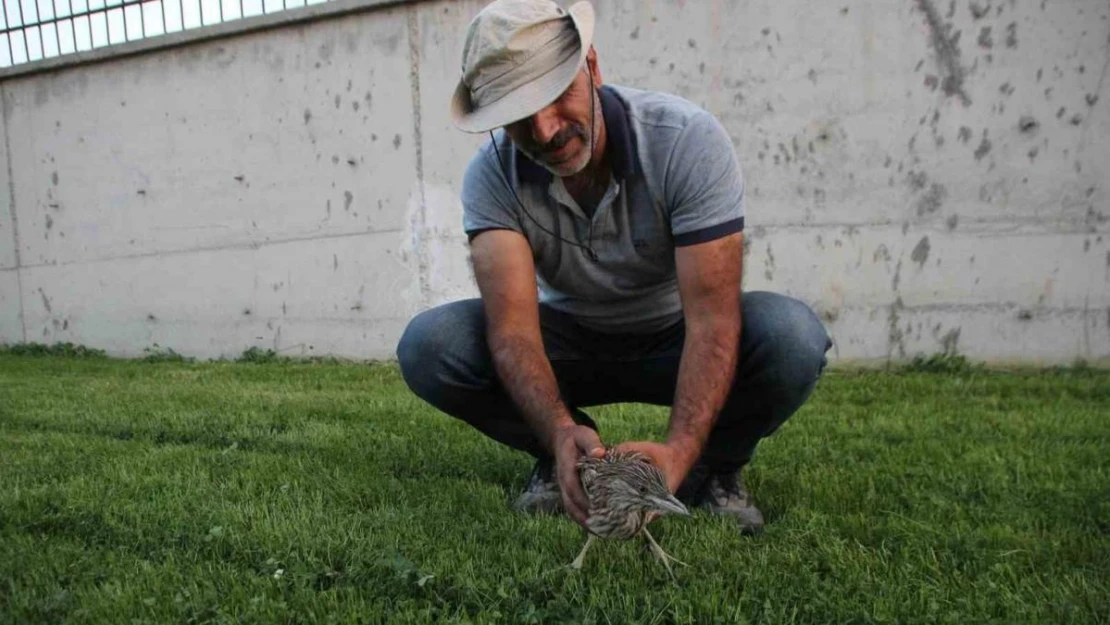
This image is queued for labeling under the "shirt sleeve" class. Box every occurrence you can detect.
[461,141,524,241]
[663,111,745,247]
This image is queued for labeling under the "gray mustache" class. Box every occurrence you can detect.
[540,125,587,155]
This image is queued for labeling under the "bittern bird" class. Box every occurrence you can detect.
[571,450,690,580]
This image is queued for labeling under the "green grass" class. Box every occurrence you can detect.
[0,353,1107,624]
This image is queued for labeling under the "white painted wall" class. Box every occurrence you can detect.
[1,0,1107,364]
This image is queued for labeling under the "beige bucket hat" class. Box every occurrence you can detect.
[450,0,595,133]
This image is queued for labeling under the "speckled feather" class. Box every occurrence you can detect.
[577,450,672,539]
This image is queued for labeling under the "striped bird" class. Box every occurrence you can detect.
[571,450,690,580]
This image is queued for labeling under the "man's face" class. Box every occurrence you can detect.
[504,65,599,178]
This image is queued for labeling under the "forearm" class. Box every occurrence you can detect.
[666,316,741,471]
[488,332,576,453]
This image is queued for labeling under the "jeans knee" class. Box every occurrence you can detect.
[396,300,489,401]
[396,309,435,398]
[782,297,832,375]
[744,291,832,386]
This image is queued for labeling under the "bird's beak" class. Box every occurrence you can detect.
[648,493,690,517]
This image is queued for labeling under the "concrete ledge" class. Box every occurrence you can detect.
[0,0,431,80]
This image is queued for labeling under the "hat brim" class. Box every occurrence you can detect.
[450,1,595,134]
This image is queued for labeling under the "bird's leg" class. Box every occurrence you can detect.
[569,534,596,570]
[642,527,689,581]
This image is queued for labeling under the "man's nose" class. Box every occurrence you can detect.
[528,105,560,146]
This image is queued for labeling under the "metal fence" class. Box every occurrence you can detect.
[0,0,331,67]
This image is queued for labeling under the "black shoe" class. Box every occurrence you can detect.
[678,464,765,535]
[512,456,563,514]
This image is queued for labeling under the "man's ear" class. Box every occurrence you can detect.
[586,46,603,86]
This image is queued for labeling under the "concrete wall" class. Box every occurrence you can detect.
[0,0,1107,365]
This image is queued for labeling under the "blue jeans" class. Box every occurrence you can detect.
[396,291,832,473]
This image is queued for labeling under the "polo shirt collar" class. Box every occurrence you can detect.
[515,85,640,185]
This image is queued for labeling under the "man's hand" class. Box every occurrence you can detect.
[552,425,605,527]
[611,441,696,494]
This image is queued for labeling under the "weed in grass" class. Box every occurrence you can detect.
[141,344,193,363]
[236,346,281,364]
[901,352,975,374]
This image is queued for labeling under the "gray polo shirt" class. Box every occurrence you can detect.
[461,84,745,334]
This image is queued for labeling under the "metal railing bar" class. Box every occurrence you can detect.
[35,0,45,59]
[15,0,29,62]
[67,0,76,51]
[0,0,144,37]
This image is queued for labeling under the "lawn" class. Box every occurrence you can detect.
[1,350,1107,624]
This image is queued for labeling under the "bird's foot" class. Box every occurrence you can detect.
[642,528,687,582]
[568,534,595,571]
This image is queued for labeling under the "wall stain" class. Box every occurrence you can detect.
[393,134,402,149]
[917,183,948,216]
[344,191,353,212]
[1005,22,1017,48]
[974,131,992,160]
[888,297,907,359]
[1018,116,1039,134]
[946,214,959,230]
[907,170,928,191]
[915,0,972,105]
[911,236,932,267]
[940,327,961,354]
[874,244,892,262]
[958,126,972,143]
[978,26,993,48]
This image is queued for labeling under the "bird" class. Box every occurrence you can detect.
[570,450,690,580]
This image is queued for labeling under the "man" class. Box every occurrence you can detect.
[397,0,831,534]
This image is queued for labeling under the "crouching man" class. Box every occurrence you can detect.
[397,0,831,534]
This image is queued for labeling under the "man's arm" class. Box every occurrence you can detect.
[614,232,742,491]
[665,232,743,483]
[469,229,604,524]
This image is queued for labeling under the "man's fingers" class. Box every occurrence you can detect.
[564,493,588,526]
[558,469,589,526]
[575,429,606,458]
[559,465,588,511]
